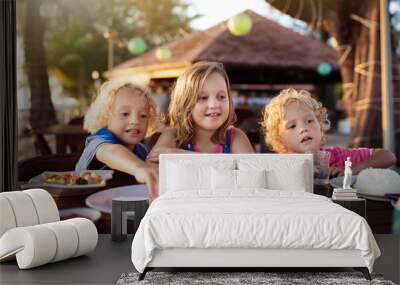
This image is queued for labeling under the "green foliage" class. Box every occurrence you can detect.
[130,0,196,45]
[43,0,196,103]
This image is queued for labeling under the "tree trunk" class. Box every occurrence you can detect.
[23,0,57,130]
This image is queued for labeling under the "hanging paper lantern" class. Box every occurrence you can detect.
[155,47,172,61]
[228,13,252,36]
[317,63,332,76]
[128,37,147,55]
[91,70,99,80]
[327,37,338,49]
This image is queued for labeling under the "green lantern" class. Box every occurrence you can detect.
[317,62,332,76]
[156,47,172,61]
[128,37,147,55]
[228,13,252,36]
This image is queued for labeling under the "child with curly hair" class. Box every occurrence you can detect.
[146,61,254,162]
[75,79,161,199]
[262,88,396,176]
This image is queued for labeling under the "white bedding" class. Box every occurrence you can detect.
[131,190,380,273]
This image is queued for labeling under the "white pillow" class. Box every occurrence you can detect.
[211,168,236,190]
[211,169,267,191]
[167,162,210,191]
[167,160,236,192]
[238,159,307,191]
[268,163,306,191]
[236,169,267,189]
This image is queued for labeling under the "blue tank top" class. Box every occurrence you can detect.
[75,128,148,172]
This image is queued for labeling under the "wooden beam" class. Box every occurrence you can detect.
[379,0,395,152]
[104,61,191,79]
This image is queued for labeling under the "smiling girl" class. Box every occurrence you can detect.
[146,61,254,162]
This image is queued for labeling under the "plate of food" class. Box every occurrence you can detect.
[22,170,114,197]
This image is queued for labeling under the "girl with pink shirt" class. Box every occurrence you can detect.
[261,88,396,176]
[146,61,254,163]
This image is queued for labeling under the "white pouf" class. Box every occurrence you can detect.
[0,196,17,237]
[23,188,60,224]
[0,189,98,269]
[0,218,98,269]
[355,168,400,196]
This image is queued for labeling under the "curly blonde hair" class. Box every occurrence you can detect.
[84,78,161,136]
[261,88,330,153]
[168,61,236,147]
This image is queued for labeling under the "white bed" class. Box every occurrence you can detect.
[131,154,380,280]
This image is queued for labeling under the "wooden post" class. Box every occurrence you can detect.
[380,0,395,153]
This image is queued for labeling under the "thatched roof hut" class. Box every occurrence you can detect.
[106,10,340,84]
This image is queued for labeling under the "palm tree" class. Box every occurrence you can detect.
[22,0,57,130]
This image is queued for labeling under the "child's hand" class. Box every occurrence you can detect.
[329,166,345,177]
[146,147,172,164]
[134,163,159,202]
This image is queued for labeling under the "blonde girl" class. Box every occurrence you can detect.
[262,88,396,176]
[146,61,254,162]
[75,79,161,199]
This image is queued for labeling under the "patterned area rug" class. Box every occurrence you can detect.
[116,271,395,285]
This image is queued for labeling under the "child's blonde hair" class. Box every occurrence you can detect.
[168,61,236,147]
[261,88,330,153]
[84,78,161,135]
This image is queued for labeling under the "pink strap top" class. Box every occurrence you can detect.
[321,146,373,167]
[190,127,235,153]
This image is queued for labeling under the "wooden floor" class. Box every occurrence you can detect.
[1,235,398,285]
